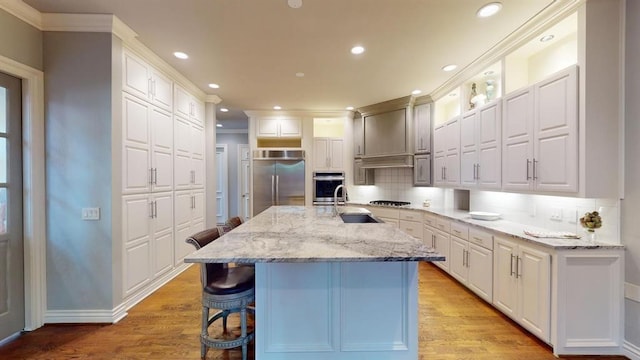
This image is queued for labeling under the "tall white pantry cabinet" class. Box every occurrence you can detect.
[121,49,206,300]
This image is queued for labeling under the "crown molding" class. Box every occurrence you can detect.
[0,0,43,29]
[206,95,222,104]
[244,109,351,119]
[357,95,414,117]
[42,13,115,32]
[430,0,586,101]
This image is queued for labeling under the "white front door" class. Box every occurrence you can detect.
[215,145,228,224]
[0,71,24,340]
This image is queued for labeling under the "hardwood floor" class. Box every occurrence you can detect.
[0,262,628,360]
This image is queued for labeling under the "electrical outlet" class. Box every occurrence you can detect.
[550,207,562,221]
[82,207,100,220]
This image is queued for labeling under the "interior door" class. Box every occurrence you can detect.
[239,145,251,221]
[0,71,24,340]
[215,145,228,224]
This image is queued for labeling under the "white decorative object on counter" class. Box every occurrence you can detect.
[469,211,501,220]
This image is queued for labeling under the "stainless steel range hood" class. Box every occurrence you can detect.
[359,153,414,169]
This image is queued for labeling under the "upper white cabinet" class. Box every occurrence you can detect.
[174,116,205,190]
[460,100,501,189]
[414,154,431,186]
[256,117,302,138]
[493,236,550,343]
[313,138,344,171]
[174,84,205,126]
[122,94,173,194]
[353,114,364,157]
[434,117,460,186]
[414,102,431,153]
[502,66,577,193]
[123,50,173,111]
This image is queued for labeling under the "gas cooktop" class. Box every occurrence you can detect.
[369,200,411,207]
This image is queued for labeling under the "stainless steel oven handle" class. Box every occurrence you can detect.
[275,175,279,205]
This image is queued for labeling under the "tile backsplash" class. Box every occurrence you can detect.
[348,168,620,244]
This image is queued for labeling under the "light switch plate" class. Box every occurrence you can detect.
[82,207,100,220]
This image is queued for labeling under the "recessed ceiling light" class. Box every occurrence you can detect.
[351,46,365,55]
[540,34,555,42]
[208,83,220,89]
[295,72,305,77]
[216,124,223,128]
[412,89,422,95]
[273,105,282,110]
[346,106,354,111]
[477,2,502,18]
[220,108,229,112]
[288,0,302,9]
[173,51,189,59]
[442,64,457,72]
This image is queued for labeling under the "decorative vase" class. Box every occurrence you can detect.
[585,229,597,243]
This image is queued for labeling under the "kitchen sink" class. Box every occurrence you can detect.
[339,213,383,223]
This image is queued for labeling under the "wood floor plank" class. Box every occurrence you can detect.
[0,262,628,359]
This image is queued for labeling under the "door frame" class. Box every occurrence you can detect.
[215,144,228,224]
[0,54,46,332]
[237,144,250,221]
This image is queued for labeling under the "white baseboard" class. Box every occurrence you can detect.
[624,341,640,360]
[44,262,192,324]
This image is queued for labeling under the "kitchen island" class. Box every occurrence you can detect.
[185,205,444,360]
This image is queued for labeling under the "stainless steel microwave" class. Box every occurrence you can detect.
[312,171,345,205]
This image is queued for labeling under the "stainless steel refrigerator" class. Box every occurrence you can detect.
[252,150,305,216]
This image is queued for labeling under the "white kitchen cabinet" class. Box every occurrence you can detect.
[122,94,173,194]
[368,207,399,228]
[460,100,501,189]
[174,190,205,266]
[122,50,173,111]
[353,114,364,157]
[122,192,174,297]
[353,159,374,185]
[413,154,431,186]
[174,116,205,190]
[414,102,431,153]
[313,137,344,171]
[399,210,423,239]
[502,66,577,193]
[174,84,205,127]
[493,236,550,343]
[423,214,450,272]
[256,117,302,138]
[449,224,493,302]
[433,117,460,186]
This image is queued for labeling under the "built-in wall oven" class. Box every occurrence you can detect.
[313,171,345,205]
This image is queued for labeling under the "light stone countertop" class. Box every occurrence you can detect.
[184,205,445,264]
[349,201,624,250]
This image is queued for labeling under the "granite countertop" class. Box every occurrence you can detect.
[349,201,624,250]
[184,206,445,264]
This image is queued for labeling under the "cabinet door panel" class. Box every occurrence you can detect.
[460,149,477,186]
[468,243,493,302]
[313,138,329,170]
[174,153,192,190]
[414,103,431,153]
[493,238,518,318]
[433,230,450,272]
[153,231,173,277]
[445,152,460,185]
[449,237,467,283]
[414,155,431,185]
[191,100,205,126]
[174,85,191,119]
[153,193,174,234]
[518,245,551,342]
[174,224,194,266]
[191,125,205,158]
[192,191,205,224]
[329,139,344,170]
[353,116,364,156]
[174,117,191,155]
[434,155,446,185]
[174,191,193,228]
[123,95,150,146]
[152,150,173,191]
[123,52,149,99]
[151,107,172,152]
[123,195,151,244]
[150,69,173,111]
[279,118,301,137]
[192,157,205,188]
[257,118,279,137]
[124,146,150,193]
[478,145,501,189]
[502,140,532,191]
[124,241,151,295]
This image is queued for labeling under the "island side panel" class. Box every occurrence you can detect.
[255,262,419,360]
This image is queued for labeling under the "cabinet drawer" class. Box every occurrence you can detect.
[399,220,423,239]
[423,213,436,227]
[399,209,421,221]
[450,222,469,240]
[380,217,399,228]
[469,228,493,250]
[370,207,400,219]
[435,218,450,233]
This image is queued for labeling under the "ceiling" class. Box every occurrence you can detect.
[23,0,557,127]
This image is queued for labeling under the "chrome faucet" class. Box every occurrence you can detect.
[333,184,347,216]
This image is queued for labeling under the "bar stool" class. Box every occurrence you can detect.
[225,216,244,229]
[186,227,255,360]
